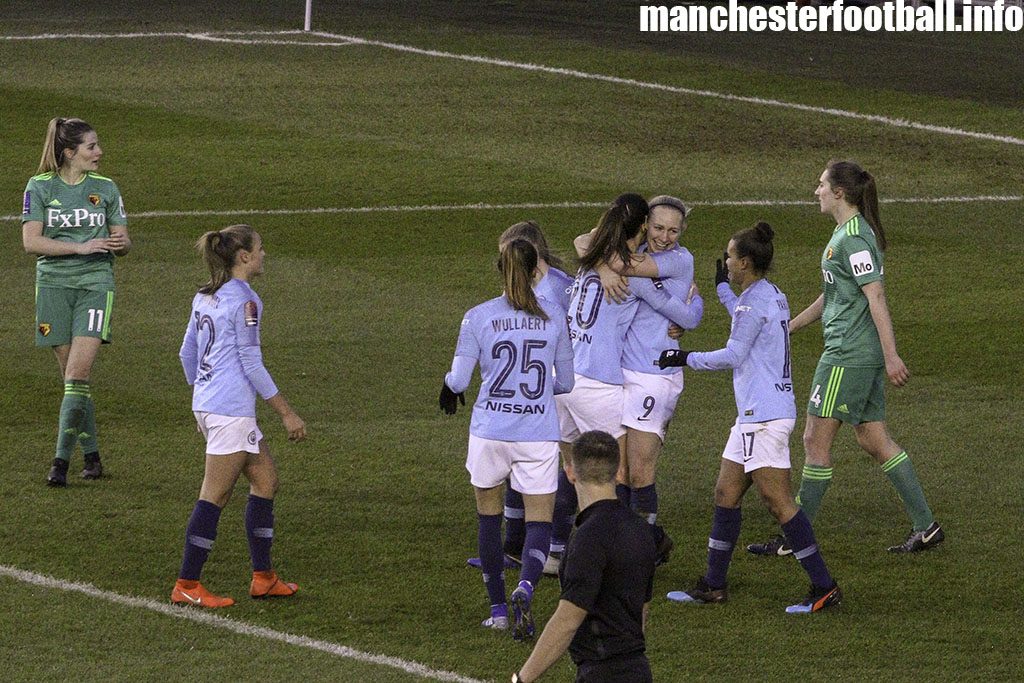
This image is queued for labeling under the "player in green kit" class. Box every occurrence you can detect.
[748,160,943,555]
[21,117,131,487]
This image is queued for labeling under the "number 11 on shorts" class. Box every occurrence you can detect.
[87,308,104,333]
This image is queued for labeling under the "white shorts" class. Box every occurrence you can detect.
[722,418,795,473]
[193,411,262,455]
[556,374,626,443]
[621,369,684,441]
[466,435,559,495]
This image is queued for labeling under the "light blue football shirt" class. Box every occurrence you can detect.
[446,295,574,442]
[622,245,703,375]
[535,266,573,313]
[180,278,278,417]
[568,250,702,385]
[687,279,795,423]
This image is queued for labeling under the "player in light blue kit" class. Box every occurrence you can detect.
[545,194,704,575]
[172,224,307,609]
[659,222,842,614]
[619,196,703,563]
[440,238,575,641]
[467,221,573,570]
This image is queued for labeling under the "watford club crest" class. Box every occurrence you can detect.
[88,194,101,206]
[39,323,51,337]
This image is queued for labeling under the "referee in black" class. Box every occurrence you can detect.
[512,430,657,683]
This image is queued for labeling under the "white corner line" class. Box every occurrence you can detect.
[0,564,485,683]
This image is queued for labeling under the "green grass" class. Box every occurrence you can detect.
[1,2,1022,681]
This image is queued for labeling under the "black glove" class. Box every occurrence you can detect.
[656,349,690,369]
[715,251,729,286]
[439,381,465,415]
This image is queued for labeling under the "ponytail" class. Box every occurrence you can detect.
[37,117,94,174]
[732,220,775,275]
[500,239,547,319]
[196,224,257,294]
[859,172,886,251]
[826,160,887,250]
[579,193,649,271]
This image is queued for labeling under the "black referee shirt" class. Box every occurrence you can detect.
[559,499,657,665]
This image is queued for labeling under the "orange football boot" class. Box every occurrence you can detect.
[250,570,299,599]
[171,579,235,608]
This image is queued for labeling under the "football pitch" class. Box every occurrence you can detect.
[1,2,1022,680]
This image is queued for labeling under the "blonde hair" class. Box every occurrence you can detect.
[37,117,94,174]
[196,224,257,294]
[499,220,565,271]
[499,239,547,320]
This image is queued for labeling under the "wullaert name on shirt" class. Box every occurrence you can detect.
[490,317,549,333]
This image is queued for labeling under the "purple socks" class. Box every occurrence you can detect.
[520,521,551,588]
[478,513,506,607]
[245,494,275,572]
[179,499,222,580]
[782,509,834,589]
[550,468,577,553]
[705,505,742,589]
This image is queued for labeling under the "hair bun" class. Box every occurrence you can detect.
[754,221,774,242]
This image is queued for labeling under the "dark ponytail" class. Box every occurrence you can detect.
[579,193,649,271]
[826,160,887,250]
[196,224,257,294]
[732,221,775,275]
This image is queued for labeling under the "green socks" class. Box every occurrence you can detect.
[795,464,833,522]
[55,380,90,462]
[78,390,98,456]
[796,453,933,532]
[881,451,934,532]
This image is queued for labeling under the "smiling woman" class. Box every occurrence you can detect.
[21,116,131,487]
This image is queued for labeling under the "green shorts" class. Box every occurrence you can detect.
[35,286,114,347]
[807,360,885,425]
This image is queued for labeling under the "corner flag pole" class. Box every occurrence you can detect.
[304,0,313,31]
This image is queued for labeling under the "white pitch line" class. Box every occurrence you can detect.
[187,33,355,47]
[0,564,484,683]
[0,30,353,47]
[303,30,1024,148]
[2,30,1022,147]
[2,195,1021,223]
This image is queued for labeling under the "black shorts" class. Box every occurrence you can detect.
[576,653,652,683]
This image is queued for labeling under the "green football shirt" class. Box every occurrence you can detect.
[22,171,127,290]
[819,214,884,367]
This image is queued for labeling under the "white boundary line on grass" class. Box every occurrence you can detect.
[0,30,355,47]
[0,564,485,683]
[2,195,1021,223]
[2,30,1023,147]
